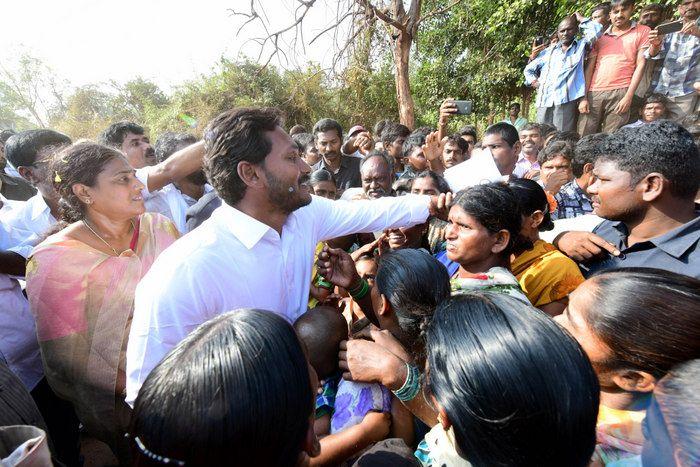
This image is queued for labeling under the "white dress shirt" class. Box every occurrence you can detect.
[144,184,214,233]
[126,194,431,405]
[3,193,57,259]
[0,195,43,391]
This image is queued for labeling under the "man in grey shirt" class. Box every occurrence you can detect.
[554,120,700,278]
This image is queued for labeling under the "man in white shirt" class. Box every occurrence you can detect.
[126,108,448,405]
[98,121,156,168]
[147,132,215,233]
[3,130,72,260]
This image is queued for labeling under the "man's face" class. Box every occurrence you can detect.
[642,102,667,122]
[315,130,342,162]
[18,144,65,199]
[509,105,520,117]
[404,146,428,172]
[482,133,520,176]
[639,8,663,27]
[384,137,406,162]
[261,127,312,213]
[361,157,392,199]
[519,129,543,156]
[610,4,634,28]
[587,159,644,221]
[442,141,465,168]
[411,176,441,196]
[121,132,155,169]
[461,135,476,158]
[303,146,321,166]
[557,18,578,45]
[592,8,611,27]
[541,155,573,183]
[680,0,700,21]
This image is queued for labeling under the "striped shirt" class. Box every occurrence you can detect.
[646,24,700,98]
[525,19,603,107]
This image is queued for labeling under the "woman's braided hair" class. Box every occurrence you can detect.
[52,142,124,223]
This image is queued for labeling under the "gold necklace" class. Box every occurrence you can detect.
[83,219,135,256]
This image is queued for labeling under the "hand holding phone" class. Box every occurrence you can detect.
[453,100,473,115]
[656,20,684,34]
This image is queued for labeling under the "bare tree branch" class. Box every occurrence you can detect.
[418,0,463,25]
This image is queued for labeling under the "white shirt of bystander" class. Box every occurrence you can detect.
[126,193,431,405]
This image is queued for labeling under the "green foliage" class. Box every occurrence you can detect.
[5,0,682,139]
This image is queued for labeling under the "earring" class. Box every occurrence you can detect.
[84,198,92,205]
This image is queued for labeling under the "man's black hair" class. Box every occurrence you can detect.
[445,134,469,153]
[573,133,608,178]
[98,121,145,148]
[484,122,519,147]
[291,132,315,151]
[0,129,16,145]
[610,0,635,8]
[644,93,668,108]
[592,2,611,14]
[458,125,477,139]
[312,118,343,141]
[402,131,427,159]
[381,123,411,145]
[538,140,575,166]
[599,120,700,200]
[4,129,72,168]
[154,132,198,163]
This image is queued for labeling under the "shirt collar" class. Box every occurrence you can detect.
[30,193,51,221]
[612,212,700,258]
[319,155,350,171]
[213,203,271,250]
[604,21,639,37]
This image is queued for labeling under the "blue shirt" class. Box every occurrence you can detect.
[553,180,593,220]
[524,19,603,107]
[582,212,700,279]
[646,25,700,98]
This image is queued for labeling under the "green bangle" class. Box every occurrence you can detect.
[392,363,421,402]
[350,279,369,300]
[316,277,333,289]
[348,278,365,295]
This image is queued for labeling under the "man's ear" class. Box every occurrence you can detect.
[583,162,594,174]
[639,172,665,202]
[237,161,264,189]
[611,369,657,393]
[17,166,36,184]
[491,229,511,254]
[513,141,522,155]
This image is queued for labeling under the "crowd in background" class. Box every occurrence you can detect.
[0,0,699,466]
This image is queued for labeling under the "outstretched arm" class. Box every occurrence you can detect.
[142,141,205,192]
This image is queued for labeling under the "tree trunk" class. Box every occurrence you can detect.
[392,31,415,129]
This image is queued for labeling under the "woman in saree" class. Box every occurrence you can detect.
[25,142,180,462]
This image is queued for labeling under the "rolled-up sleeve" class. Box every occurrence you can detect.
[314,194,431,242]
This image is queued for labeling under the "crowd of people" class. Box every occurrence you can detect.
[0,0,699,466]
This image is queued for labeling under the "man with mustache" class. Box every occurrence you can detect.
[513,123,545,179]
[125,107,450,405]
[646,0,700,122]
[311,118,361,196]
[554,121,700,278]
[99,121,157,168]
[360,151,394,199]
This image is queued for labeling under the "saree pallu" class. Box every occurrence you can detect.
[25,213,178,456]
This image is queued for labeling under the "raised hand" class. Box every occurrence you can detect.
[316,246,360,290]
[422,131,444,163]
[429,192,453,220]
